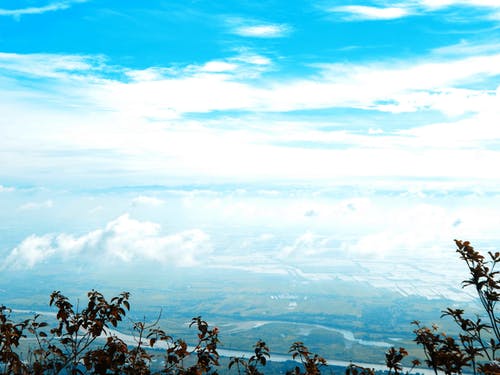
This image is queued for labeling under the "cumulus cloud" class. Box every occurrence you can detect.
[1,214,212,270]
[339,203,459,258]
[267,199,486,264]
[3,235,55,268]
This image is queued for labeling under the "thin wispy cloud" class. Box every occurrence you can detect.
[131,195,165,206]
[19,200,54,210]
[0,185,15,192]
[0,0,87,18]
[328,0,500,21]
[1,46,500,183]
[432,40,500,56]
[0,2,499,187]
[330,5,410,20]
[0,52,101,80]
[232,23,290,38]
[419,0,500,9]
[8,50,496,116]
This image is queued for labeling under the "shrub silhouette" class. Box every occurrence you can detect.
[1,239,500,374]
[228,340,269,375]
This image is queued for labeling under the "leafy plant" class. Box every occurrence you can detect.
[408,240,500,375]
[287,341,326,375]
[228,340,270,375]
[4,239,500,374]
[0,305,30,374]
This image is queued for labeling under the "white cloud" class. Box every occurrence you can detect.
[2,50,500,183]
[337,202,474,261]
[19,200,53,210]
[199,61,237,73]
[232,24,290,38]
[291,54,500,114]
[432,40,500,56]
[399,111,500,146]
[278,232,331,259]
[125,67,173,82]
[131,195,165,206]
[3,50,500,117]
[1,214,212,270]
[100,215,211,264]
[3,234,55,268]
[233,53,272,66]
[89,205,103,214]
[330,5,410,20]
[85,52,500,120]
[328,1,500,21]
[419,0,500,9]
[0,52,100,80]
[0,185,15,192]
[0,0,87,18]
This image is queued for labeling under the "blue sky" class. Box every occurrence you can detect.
[1,1,500,285]
[1,0,500,186]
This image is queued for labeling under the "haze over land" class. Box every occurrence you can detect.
[2,0,500,365]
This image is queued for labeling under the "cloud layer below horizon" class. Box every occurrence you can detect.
[2,1,500,301]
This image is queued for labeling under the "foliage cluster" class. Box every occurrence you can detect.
[2,240,500,374]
